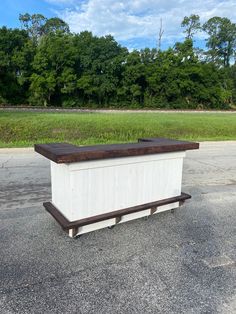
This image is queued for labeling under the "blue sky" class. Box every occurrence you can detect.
[0,0,235,50]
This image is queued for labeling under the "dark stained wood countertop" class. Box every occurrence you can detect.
[34,138,199,163]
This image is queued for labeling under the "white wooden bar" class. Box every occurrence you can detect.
[35,138,199,237]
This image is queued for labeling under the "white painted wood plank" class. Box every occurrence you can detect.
[73,202,180,237]
[69,156,183,220]
[51,152,185,226]
[51,162,72,220]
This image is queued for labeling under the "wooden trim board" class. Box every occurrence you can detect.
[35,138,199,164]
[43,192,191,231]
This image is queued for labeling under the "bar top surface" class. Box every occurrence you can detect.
[34,138,199,163]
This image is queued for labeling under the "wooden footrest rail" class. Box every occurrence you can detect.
[44,192,191,235]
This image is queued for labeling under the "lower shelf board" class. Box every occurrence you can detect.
[43,192,191,237]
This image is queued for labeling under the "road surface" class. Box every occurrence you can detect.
[0,142,236,313]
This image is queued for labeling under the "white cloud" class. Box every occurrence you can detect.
[48,0,236,46]
[46,0,76,6]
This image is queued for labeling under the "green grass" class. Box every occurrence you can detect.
[0,111,236,148]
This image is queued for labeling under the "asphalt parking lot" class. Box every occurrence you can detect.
[0,142,236,314]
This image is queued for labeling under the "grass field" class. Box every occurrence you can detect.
[0,110,236,148]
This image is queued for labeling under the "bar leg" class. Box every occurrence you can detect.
[68,228,79,238]
[115,216,122,224]
[108,216,122,229]
[150,207,157,215]
[171,201,184,213]
[145,206,157,219]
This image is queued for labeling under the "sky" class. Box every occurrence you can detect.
[0,0,236,50]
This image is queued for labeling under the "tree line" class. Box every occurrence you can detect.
[0,13,236,109]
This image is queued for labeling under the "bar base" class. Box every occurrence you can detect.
[43,192,191,238]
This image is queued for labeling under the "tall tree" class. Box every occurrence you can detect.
[29,32,76,106]
[19,13,46,42]
[120,51,146,106]
[75,32,127,106]
[181,14,201,39]
[0,27,29,103]
[203,17,236,67]
[42,18,70,35]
